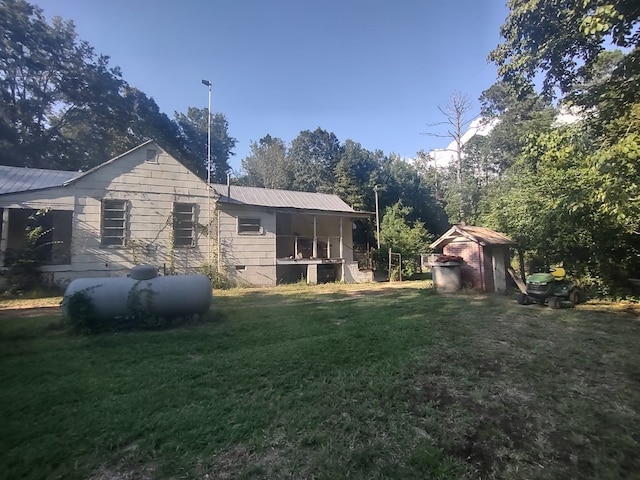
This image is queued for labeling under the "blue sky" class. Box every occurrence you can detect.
[34,0,509,171]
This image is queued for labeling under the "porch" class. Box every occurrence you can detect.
[274,212,356,285]
[0,207,73,267]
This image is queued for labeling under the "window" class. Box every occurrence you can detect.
[101,199,127,247]
[145,149,158,163]
[238,217,262,234]
[173,203,195,247]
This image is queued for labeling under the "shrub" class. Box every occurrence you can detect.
[61,290,101,334]
[3,210,55,294]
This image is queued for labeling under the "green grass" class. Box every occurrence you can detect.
[1,282,640,479]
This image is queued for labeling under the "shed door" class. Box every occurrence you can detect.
[492,250,507,292]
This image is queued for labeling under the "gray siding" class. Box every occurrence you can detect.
[218,206,275,264]
[217,205,277,286]
[1,145,214,286]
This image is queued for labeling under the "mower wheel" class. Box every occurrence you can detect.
[548,296,561,309]
[573,288,587,304]
[517,293,529,305]
[569,289,580,305]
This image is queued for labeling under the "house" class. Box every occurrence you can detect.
[0,141,372,288]
[430,225,515,292]
[211,183,372,286]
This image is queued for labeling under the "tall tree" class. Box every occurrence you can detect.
[424,93,474,223]
[478,81,556,174]
[120,87,182,154]
[174,107,236,183]
[334,140,381,211]
[377,154,448,236]
[488,0,640,288]
[287,127,343,193]
[489,0,640,114]
[480,124,640,284]
[0,0,129,169]
[240,135,293,189]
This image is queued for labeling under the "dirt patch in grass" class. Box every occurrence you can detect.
[0,305,61,318]
[0,296,62,318]
[405,370,539,477]
[198,444,292,480]
[89,462,155,480]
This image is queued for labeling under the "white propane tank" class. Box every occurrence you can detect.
[62,265,212,320]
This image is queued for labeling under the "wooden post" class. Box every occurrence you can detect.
[0,208,9,266]
[312,216,317,258]
[339,217,344,258]
[518,248,526,281]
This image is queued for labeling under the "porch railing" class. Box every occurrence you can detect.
[276,235,342,259]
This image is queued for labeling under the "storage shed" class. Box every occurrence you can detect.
[430,225,515,292]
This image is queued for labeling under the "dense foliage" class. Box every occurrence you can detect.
[407,0,640,294]
[0,0,235,179]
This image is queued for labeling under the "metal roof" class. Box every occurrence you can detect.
[212,184,369,215]
[0,164,370,217]
[431,224,515,249]
[0,165,81,195]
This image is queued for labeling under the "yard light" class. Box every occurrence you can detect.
[202,79,212,269]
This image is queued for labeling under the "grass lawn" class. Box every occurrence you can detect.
[1,282,639,479]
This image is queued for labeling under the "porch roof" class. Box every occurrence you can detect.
[212,184,371,217]
[0,165,81,195]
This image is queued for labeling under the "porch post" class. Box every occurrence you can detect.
[0,208,8,267]
[339,217,344,258]
[339,217,345,281]
[312,216,317,258]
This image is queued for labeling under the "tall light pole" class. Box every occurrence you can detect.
[201,79,212,268]
[374,185,381,250]
[201,80,212,186]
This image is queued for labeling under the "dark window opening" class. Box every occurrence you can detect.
[102,199,127,247]
[238,218,262,234]
[146,149,158,162]
[4,209,72,265]
[173,203,195,247]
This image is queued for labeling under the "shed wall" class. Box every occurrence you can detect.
[443,241,493,291]
[443,241,512,292]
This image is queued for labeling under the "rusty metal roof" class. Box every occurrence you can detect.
[212,184,369,216]
[431,224,515,250]
[0,165,82,195]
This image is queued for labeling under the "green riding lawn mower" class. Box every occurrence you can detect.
[515,266,586,308]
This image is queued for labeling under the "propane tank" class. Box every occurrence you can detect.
[62,265,212,320]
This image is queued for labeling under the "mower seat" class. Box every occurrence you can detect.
[550,267,566,281]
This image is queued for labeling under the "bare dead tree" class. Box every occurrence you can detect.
[422,92,475,223]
